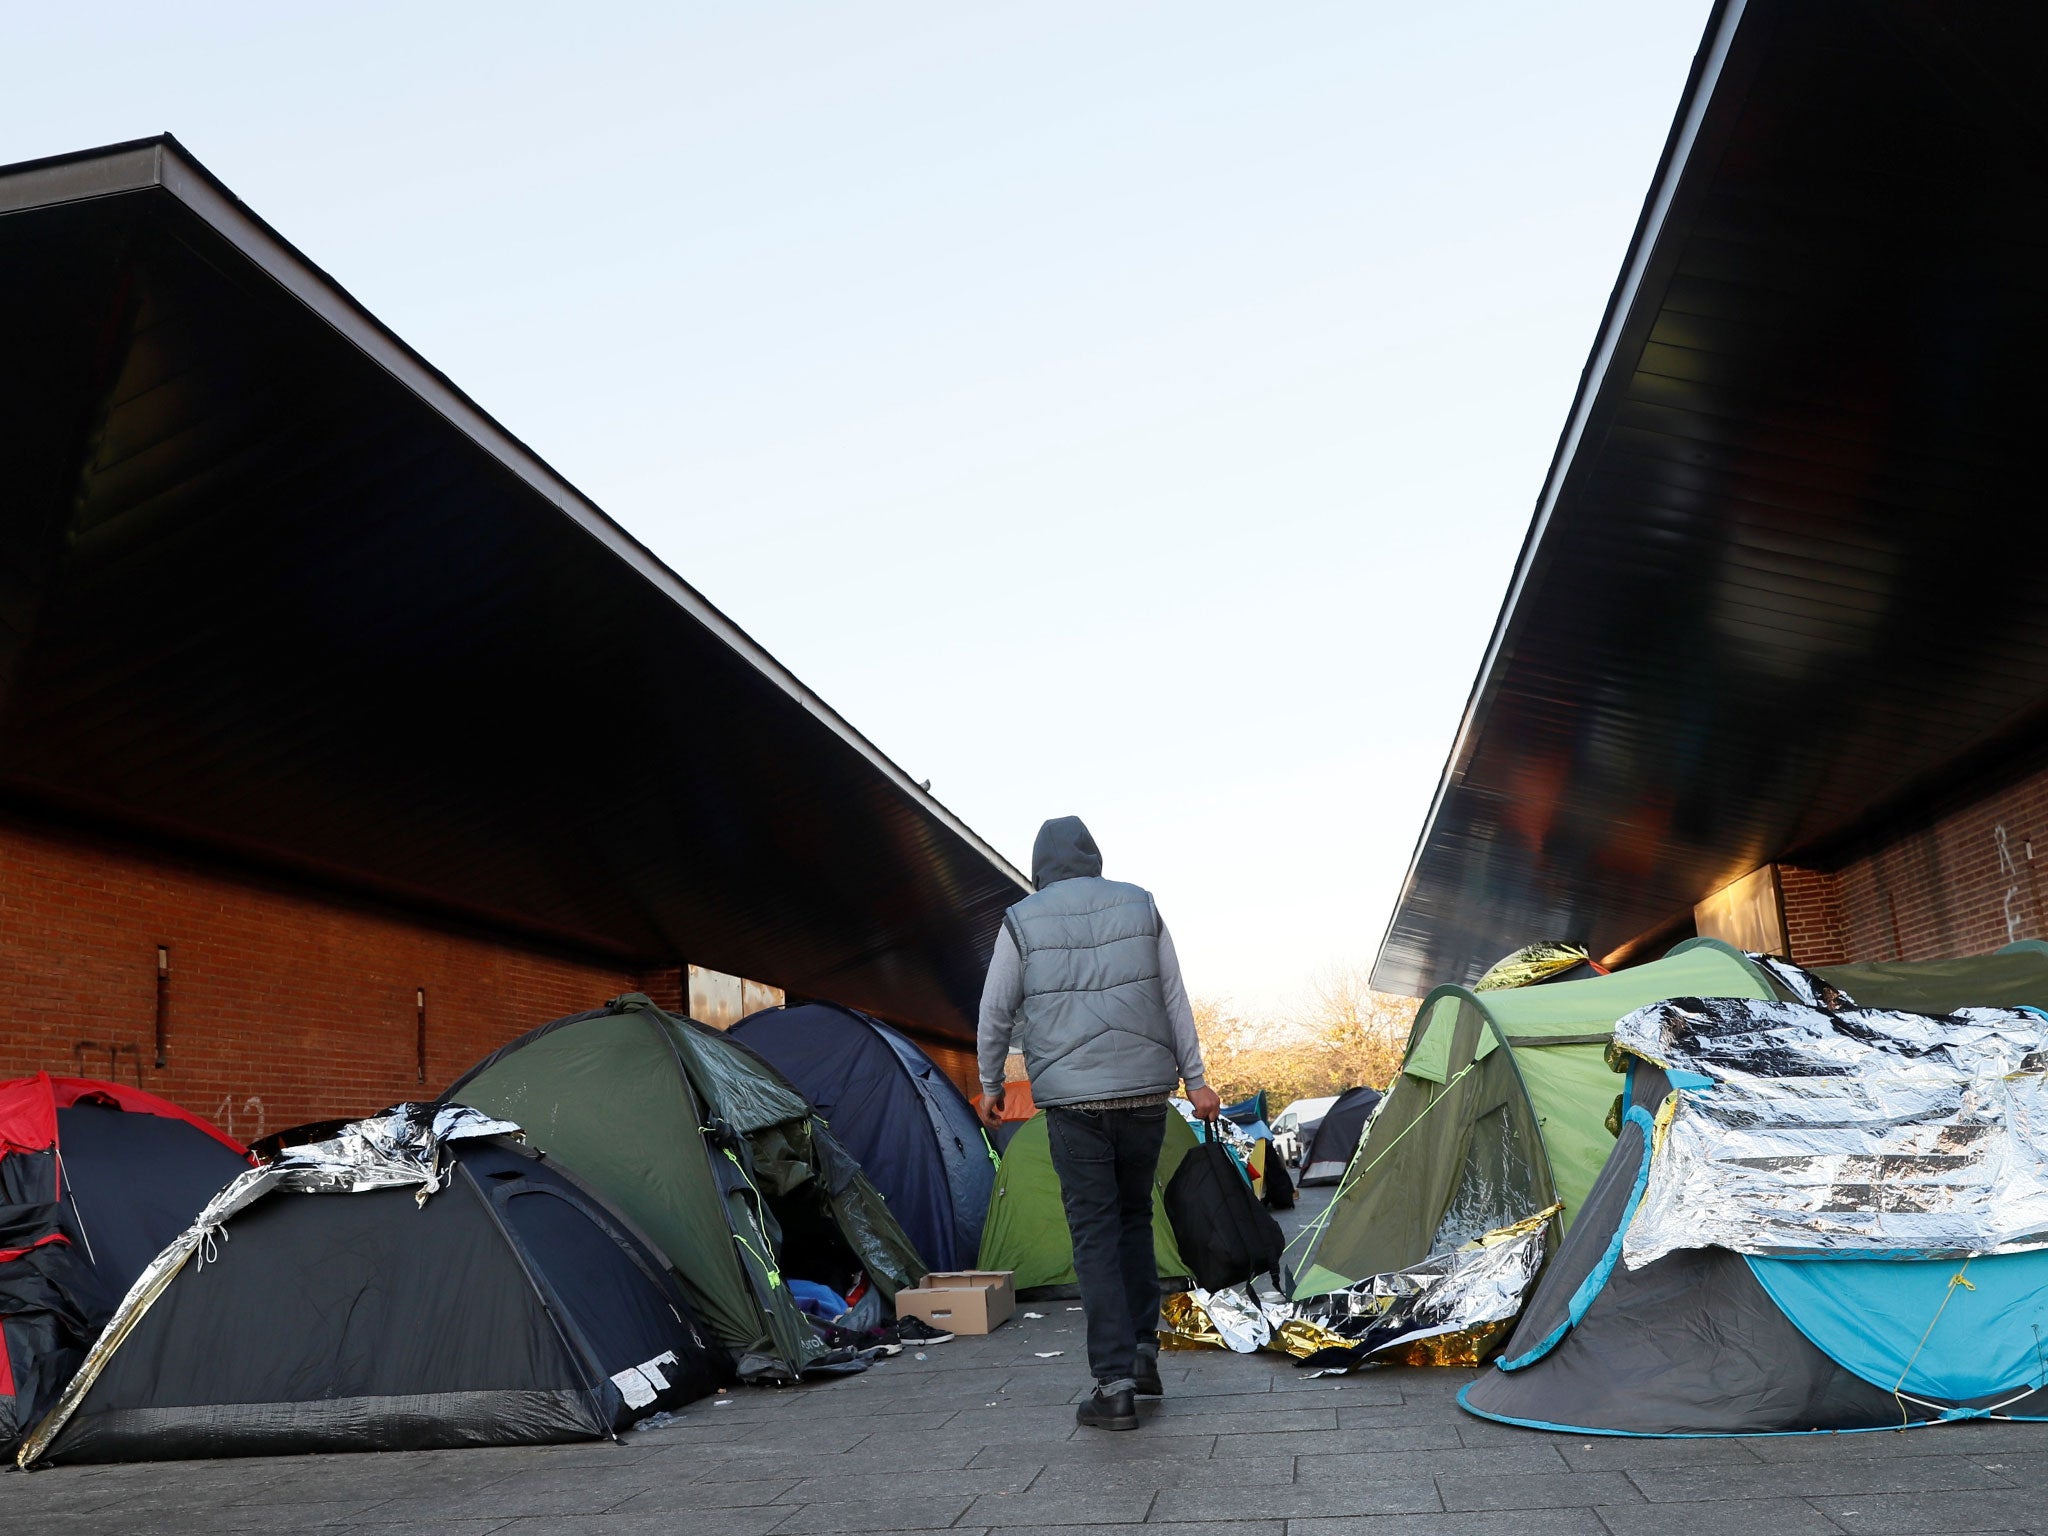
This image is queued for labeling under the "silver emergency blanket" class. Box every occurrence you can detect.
[249,1101,520,1197]
[1161,1208,1554,1367]
[1616,988,2048,1266]
[18,1102,519,1467]
[1295,1206,1554,1365]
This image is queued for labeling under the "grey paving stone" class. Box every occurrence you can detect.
[1144,1405,1342,1434]
[368,1465,656,1521]
[1594,1498,1849,1536]
[49,1496,388,1532]
[1972,1452,2048,1483]
[1149,1479,1442,1521]
[851,1420,1083,1452]
[1213,1426,1465,1457]
[772,1444,988,1475]
[603,1477,802,1510]
[1555,1435,1768,1471]
[770,1468,1035,1503]
[1287,1511,1608,1535]
[965,1437,1216,1469]
[1150,1392,1343,1424]
[991,1527,1284,1536]
[1300,1404,1433,1429]
[957,1487,1158,1526]
[1029,1456,1296,1492]
[658,1415,878,1450]
[1435,1470,1642,1510]
[1747,1426,2048,1462]
[1812,1485,2048,1533]
[1633,1455,2016,1503]
[1450,1413,1582,1444]
[485,1513,791,1536]
[767,1490,984,1531]
[1293,1444,1572,1481]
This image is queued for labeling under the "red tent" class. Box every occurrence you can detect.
[1,1075,247,1450]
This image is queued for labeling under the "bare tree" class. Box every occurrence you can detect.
[1189,965,1416,1105]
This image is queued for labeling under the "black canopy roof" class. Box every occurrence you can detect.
[0,137,1025,1036]
[1377,0,2048,994]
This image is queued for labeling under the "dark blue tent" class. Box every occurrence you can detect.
[1220,1097,1269,1130]
[730,1003,994,1271]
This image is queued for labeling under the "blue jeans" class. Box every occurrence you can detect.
[1044,1102,1168,1390]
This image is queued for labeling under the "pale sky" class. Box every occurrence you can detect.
[4,2,1710,1009]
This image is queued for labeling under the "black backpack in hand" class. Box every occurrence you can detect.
[1164,1122,1287,1291]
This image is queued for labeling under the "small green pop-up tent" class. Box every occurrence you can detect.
[1291,940,1775,1298]
[977,1110,1200,1295]
[448,994,925,1382]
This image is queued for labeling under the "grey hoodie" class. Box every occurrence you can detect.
[977,816,1206,1101]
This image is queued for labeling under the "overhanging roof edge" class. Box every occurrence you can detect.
[0,134,1029,897]
[1370,0,1750,993]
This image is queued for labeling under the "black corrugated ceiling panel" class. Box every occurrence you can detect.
[0,142,1026,1037]
[1377,0,2048,994]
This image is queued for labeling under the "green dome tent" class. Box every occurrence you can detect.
[977,1110,1200,1295]
[1805,939,2048,1013]
[1290,940,1775,1298]
[448,994,924,1383]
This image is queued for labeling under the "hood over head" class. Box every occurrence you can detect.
[1032,816,1103,888]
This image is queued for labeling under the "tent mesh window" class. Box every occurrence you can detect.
[1433,1104,1532,1252]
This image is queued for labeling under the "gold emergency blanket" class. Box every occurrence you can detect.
[1161,1207,1557,1369]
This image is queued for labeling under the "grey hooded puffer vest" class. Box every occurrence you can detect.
[1004,817,1179,1108]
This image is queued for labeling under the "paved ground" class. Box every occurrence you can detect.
[9,1187,2048,1534]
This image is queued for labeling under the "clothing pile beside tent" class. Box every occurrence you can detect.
[17,1103,724,1466]
[0,1075,248,1453]
[730,1001,994,1271]
[1463,965,2048,1434]
[448,993,924,1382]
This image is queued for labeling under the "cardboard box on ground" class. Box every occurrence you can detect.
[895,1270,1017,1334]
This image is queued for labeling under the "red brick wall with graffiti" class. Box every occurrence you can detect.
[0,811,641,1138]
[1780,765,2048,967]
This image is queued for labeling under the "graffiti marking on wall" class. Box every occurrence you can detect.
[1997,824,2028,945]
[212,1095,267,1141]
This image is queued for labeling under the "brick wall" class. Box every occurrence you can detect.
[1778,764,2048,965]
[1777,864,1849,966]
[0,812,645,1140]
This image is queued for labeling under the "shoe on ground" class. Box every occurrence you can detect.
[894,1317,955,1345]
[1076,1386,1139,1431]
[1133,1355,1164,1397]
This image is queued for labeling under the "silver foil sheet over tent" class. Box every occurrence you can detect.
[1615,970,2048,1266]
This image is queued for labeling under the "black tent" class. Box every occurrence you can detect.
[1298,1086,1381,1186]
[19,1105,725,1465]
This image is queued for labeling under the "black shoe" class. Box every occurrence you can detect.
[1076,1386,1138,1431]
[893,1317,954,1345]
[1133,1355,1164,1397]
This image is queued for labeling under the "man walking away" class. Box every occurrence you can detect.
[976,816,1218,1431]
